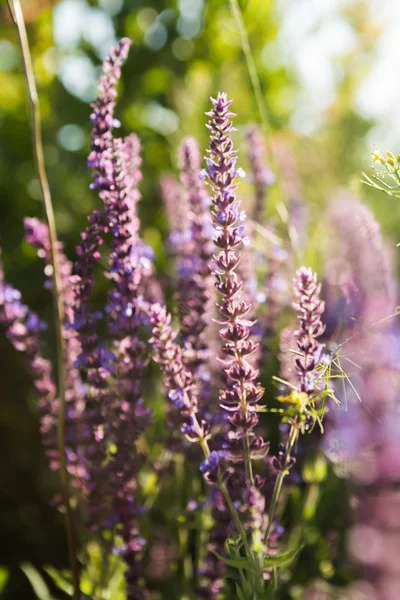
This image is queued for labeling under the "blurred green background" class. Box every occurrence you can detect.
[0,0,400,597]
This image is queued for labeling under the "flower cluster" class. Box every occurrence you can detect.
[4,33,381,600]
[144,301,210,448]
[323,198,400,599]
[293,267,325,393]
[245,124,275,223]
[23,217,86,487]
[202,93,269,478]
[176,137,214,386]
[101,137,152,599]
[87,37,132,191]
[159,173,190,256]
[74,39,133,381]
[0,255,57,468]
[329,193,394,323]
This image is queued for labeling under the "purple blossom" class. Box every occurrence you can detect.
[0,255,58,471]
[293,267,325,393]
[24,217,87,488]
[321,197,400,597]
[144,301,211,447]
[200,450,224,484]
[74,38,133,380]
[159,173,190,256]
[202,93,269,476]
[328,193,394,324]
[176,137,215,395]
[88,37,132,192]
[245,124,275,223]
[71,40,150,598]
[99,137,152,597]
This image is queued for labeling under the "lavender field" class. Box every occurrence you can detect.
[1,1,400,599]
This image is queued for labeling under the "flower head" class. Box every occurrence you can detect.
[203,93,269,476]
[293,267,325,393]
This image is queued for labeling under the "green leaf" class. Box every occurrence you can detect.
[45,567,73,596]
[211,551,252,570]
[264,545,304,568]
[20,563,54,600]
[235,584,249,600]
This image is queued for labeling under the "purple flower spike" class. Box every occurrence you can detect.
[293,267,325,393]
[74,38,133,380]
[177,137,214,391]
[100,137,152,598]
[24,217,86,487]
[73,39,133,379]
[203,93,269,475]
[144,301,211,447]
[88,38,132,192]
[159,173,192,261]
[0,255,58,472]
[245,125,274,223]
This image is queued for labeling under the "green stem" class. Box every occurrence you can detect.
[196,422,261,592]
[7,2,79,598]
[243,435,253,484]
[264,422,298,549]
[238,568,251,600]
[218,480,253,561]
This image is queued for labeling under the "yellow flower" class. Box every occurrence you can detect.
[371,151,384,164]
[277,391,308,408]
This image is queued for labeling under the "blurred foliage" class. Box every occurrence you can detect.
[0,0,397,598]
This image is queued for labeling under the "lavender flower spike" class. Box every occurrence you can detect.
[103,138,151,600]
[177,137,214,383]
[75,37,133,377]
[144,302,211,450]
[88,37,132,192]
[0,255,57,471]
[245,124,275,223]
[24,217,86,487]
[203,93,269,480]
[72,40,133,532]
[293,267,325,393]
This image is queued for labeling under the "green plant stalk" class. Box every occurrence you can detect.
[197,435,253,561]
[264,421,299,549]
[251,527,266,598]
[7,2,79,598]
[194,418,263,595]
[228,0,300,255]
[242,434,254,485]
[218,481,262,597]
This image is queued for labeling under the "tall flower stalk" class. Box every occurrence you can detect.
[75,41,151,597]
[177,137,214,397]
[202,93,269,484]
[101,137,151,600]
[73,40,133,532]
[0,255,57,462]
[246,124,275,224]
[24,218,87,487]
[143,299,261,594]
[265,267,325,547]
